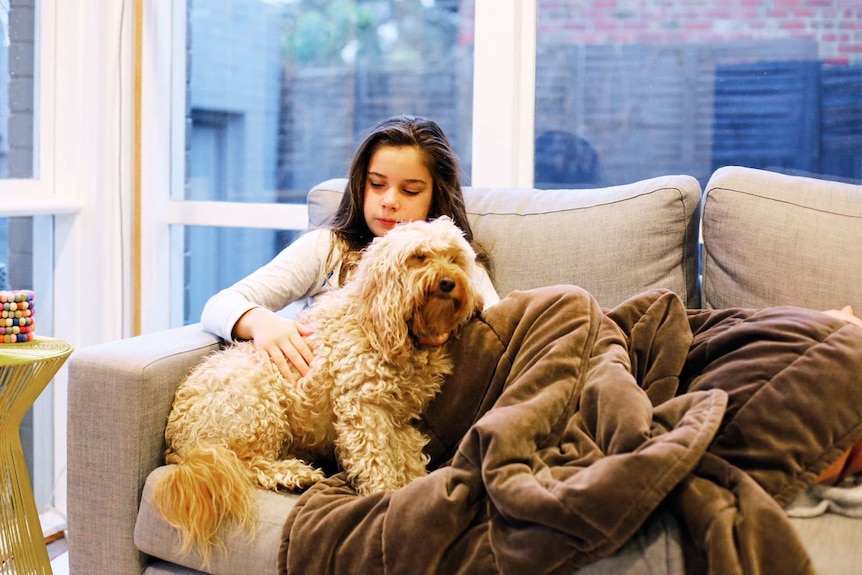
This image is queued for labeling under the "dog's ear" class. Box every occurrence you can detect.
[352,248,415,363]
[365,298,414,363]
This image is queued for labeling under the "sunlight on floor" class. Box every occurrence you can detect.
[43,508,69,575]
[51,551,69,575]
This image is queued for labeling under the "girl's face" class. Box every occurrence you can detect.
[363,145,434,237]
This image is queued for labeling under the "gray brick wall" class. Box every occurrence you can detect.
[0,0,35,291]
[7,0,34,179]
[5,0,34,290]
[533,1,862,186]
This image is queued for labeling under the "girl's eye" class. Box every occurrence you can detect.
[403,189,420,196]
[369,182,384,189]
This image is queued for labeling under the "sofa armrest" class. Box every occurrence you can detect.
[67,324,222,575]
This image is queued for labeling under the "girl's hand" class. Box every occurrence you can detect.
[234,307,315,384]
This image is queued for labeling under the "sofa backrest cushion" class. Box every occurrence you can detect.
[702,166,862,311]
[308,176,701,309]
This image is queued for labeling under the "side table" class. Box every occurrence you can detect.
[0,337,73,574]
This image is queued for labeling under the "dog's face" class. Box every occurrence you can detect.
[351,216,484,359]
[398,219,483,347]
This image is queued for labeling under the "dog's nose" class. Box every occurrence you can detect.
[439,278,456,293]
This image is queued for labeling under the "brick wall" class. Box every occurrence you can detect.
[7,0,35,178]
[535,0,862,65]
[528,0,862,185]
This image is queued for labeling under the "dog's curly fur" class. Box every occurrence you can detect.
[151,216,483,562]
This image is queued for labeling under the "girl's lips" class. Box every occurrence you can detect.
[378,218,398,228]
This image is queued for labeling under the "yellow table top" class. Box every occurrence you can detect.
[0,336,73,365]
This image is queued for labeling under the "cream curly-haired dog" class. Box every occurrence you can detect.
[152,216,483,560]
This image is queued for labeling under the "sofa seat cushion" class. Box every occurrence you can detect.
[308,175,702,309]
[702,166,862,310]
[135,465,301,575]
[137,469,689,575]
[789,513,862,575]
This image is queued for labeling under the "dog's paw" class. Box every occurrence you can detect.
[276,467,327,490]
[255,459,326,491]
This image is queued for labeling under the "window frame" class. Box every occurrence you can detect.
[0,0,59,203]
[139,0,536,333]
[0,0,85,515]
[142,0,309,332]
[141,0,538,333]
[472,0,537,187]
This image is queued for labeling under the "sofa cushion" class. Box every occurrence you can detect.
[789,513,862,575]
[308,176,702,309]
[701,166,862,311]
[135,465,301,575]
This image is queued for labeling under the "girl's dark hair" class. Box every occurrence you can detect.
[327,115,489,281]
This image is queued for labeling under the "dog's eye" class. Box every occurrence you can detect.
[407,253,427,267]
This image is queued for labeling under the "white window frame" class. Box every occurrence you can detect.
[142,1,310,333]
[0,0,84,516]
[140,0,539,333]
[472,0,537,187]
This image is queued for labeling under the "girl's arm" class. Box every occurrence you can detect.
[474,265,500,309]
[201,228,337,381]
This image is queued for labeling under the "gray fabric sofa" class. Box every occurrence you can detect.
[66,166,862,574]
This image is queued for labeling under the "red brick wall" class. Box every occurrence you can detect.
[534,0,862,64]
[456,1,862,185]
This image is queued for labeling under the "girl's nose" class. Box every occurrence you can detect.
[381,187,399,210]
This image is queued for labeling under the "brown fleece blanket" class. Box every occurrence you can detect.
[277,286,862,575]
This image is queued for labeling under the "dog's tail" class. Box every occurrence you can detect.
[151,444,255,564]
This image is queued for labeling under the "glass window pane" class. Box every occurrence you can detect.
[177,225,300,326]
[184,0,475,206]
[180,0,475,325]
[0,0,37,179]
[535,3,862,189]
[0,215,55,511]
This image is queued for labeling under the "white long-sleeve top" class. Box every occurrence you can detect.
[200,227,500,341]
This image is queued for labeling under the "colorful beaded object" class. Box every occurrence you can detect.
[0,291,35,343]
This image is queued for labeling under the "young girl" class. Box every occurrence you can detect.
[201,115,499,383]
